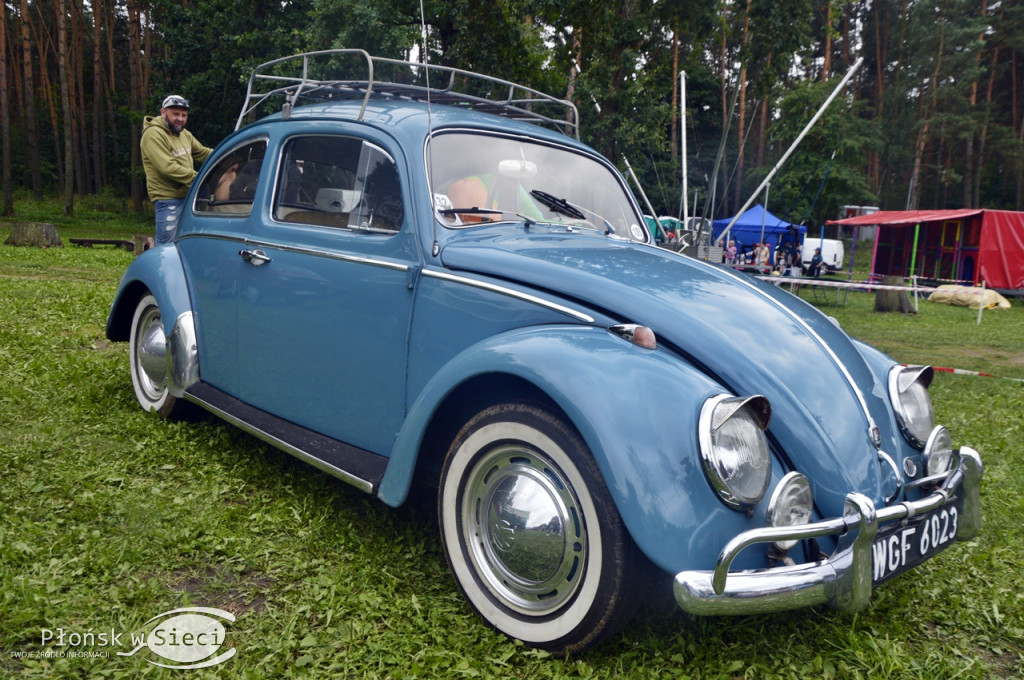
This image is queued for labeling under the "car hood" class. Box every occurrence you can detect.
[440,232,898,516]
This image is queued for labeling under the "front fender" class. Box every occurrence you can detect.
[379,325,779,574]
[106,245,193,342]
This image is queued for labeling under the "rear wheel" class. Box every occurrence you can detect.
[439,401,646,655]
[129,293,191,419]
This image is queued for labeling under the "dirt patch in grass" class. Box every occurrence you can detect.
[166,566,274,616]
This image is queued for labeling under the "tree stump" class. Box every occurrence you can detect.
[133,234,155,254]
[4,221,64,248]
[874,275,916,314]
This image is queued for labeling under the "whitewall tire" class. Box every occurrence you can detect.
[128,293,190,419]
[439,401,646,655]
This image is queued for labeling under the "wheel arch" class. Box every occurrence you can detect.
[106,247,194,342]
[408,372,563,500]
[378,325,748,573]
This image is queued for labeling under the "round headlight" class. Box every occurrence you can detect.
[923,425,954,477]
[888,366,935,447]
[698,395,772,511]
[766,472,814,551]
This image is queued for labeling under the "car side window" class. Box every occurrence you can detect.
[274,136,404,233]
[194,140,267,216]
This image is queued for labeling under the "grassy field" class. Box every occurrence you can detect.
[1,204,1022,679]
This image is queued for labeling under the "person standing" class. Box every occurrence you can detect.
[810,247,823,277]
[140,95,212,243]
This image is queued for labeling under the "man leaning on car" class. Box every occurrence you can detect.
[140,94,212,244]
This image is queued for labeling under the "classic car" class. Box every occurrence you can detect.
[106,50,982,655]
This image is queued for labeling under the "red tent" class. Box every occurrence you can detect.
[827,209,1024,291]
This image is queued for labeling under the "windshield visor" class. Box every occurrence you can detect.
[428,132,649,242]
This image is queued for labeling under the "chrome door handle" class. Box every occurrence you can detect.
[239,248,271,266]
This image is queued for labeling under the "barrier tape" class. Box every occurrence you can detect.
[753,275,999,298]
[908,365,1024,384]
[913,275,976,286]
[754,275,942,293]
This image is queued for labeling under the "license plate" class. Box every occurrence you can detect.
[871,500,962,584]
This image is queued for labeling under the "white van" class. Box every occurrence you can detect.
[801,237,844,273]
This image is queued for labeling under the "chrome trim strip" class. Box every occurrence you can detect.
[422,268,595,323]
[876,450,902,503]
[673,448,982,616]
[720,267,880,446]
[185,389,376,494]
[175,233,408,272]
[166,312,199,398]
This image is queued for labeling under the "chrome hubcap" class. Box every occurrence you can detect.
[135,307,167,399]
[463,444,586,615]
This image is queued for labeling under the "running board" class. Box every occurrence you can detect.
[185,382,387,495]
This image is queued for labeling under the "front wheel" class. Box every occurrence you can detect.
[128,293,192,419]
[439,402,647,655]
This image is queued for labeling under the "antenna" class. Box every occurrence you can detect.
[419,0,440,258]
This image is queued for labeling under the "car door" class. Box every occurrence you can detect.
[234,133,417,456]
[180,137,270,398]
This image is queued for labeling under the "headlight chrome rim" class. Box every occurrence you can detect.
[698,394,773,511]
[766,471,814,551]
[923,425,954,477]
[888,365,935,448]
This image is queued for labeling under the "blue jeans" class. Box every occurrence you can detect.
[154,198,185,244]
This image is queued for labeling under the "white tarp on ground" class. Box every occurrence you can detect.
[928,285,1012,310]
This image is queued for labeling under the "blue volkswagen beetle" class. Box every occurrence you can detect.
[106,51,982,655]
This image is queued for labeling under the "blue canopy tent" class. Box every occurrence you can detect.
[711,204,806,265]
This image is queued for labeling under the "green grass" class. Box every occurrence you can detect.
[1,192,153,240]
[1,211,1022,679]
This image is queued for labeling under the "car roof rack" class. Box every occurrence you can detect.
[236,49,580,139]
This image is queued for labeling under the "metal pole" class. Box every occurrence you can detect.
[717,56,863,246]
[623,155,659,230]
[977,281,985,325]
[760,183,770,246]
[910,223,920,278]
[680,71,689,227]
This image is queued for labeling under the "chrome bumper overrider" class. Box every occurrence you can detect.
[674,447,982,616]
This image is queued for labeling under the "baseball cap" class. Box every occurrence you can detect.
[161,95,190,109]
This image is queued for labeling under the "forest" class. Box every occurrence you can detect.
[1,0,1023,227]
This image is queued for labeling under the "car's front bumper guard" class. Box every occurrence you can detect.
[674,447,982,616]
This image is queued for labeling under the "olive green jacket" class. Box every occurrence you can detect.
[140,116,212,201]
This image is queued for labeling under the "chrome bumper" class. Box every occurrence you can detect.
[674,447,982,616]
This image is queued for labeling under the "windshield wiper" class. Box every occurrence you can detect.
[530,190,586,221]
[438,207,504,219]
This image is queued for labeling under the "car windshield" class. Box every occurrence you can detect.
[428,132,649,243]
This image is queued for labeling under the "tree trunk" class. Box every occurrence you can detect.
[974,42,998,207]
[127,0,144,212]
[91,0,104,190]
[57,0,74,215]
[734,0,751,214]
[32,5,63,194]
[875,275,916,314]
[19,0,42,199]
[909,20,945,210]
[71,0,87,195]
[822,0,832,81]
[1,0,14,215]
